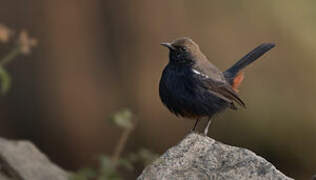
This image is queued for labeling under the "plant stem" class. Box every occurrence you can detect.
[0,46,21,67]
[112,127,133,165]
[112,118,138,166]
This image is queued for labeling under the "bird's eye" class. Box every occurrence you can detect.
[179,47,187,52]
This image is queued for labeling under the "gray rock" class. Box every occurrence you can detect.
[0,137,69,180]
[138,133,293,180]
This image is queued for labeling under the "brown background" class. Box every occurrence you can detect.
[0,1,315,179]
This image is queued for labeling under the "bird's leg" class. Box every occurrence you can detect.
[192,118,200,131]
[204,118,212,135]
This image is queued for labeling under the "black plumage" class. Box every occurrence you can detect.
[159,37,275,135]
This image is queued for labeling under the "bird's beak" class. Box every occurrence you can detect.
[160,42,175,50]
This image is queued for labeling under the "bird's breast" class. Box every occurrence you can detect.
[159,65,229,118]
[160,65,195,97]
[159,65,200,117]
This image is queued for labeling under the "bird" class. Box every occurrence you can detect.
[159,37,275,135]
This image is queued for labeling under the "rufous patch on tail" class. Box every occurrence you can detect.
[232,72,244,92]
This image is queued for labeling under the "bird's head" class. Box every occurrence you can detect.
[161,37,201,65]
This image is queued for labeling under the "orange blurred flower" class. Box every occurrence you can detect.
[0,24,12,43]
[18,30,38,55]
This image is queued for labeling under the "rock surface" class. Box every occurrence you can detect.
[138,133,293,180]
[0,137,68,180]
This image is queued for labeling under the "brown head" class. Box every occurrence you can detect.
[161,37,203,65]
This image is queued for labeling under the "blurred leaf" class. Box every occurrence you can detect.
[108,109,133,129]
[97,175,121,180]
[70,168,97,180]
[127,152,139,163]
[127,148,159,167]
[99,155,122,180]
[99,155,115,172]
[137,148,159,166]
[0,66,11,94]
[118,158,134,171]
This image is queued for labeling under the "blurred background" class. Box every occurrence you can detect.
[0,0,315,179]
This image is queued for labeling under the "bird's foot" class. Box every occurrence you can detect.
[203,119,212,136]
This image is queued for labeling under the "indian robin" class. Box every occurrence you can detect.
[159,37,275,135]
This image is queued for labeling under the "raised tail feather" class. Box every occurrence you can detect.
[224,43,275,84]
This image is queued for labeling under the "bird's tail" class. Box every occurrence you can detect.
[224,43,275,84]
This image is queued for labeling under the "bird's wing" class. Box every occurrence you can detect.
[210,80,246,108]
[206,79,245,107]
[192,54,245,108]
[192,67,246,109]
[194,54,227,82]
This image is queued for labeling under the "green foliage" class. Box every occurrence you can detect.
[70,109,158,180]
[70,168,97,180]
[69,147,159,180]
[0,67,11,94]
[0,24,37,95]
[108,109,133,130]
[99,156,122,180]
[128,148,159,167]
